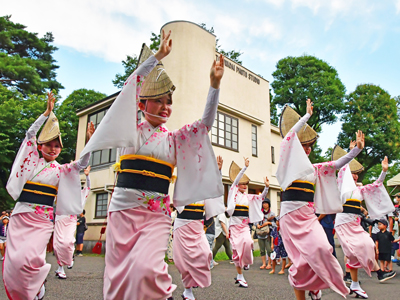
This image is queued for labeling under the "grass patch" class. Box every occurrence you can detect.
[214,250,260,261]
[81,253,105,257]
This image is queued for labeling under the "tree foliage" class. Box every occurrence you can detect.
[271,55,346,133]
[0,15,63,95]
[112,55,138,89]
[57,89,106,163]
[337,84,400,181]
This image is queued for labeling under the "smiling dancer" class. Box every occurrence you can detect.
[226,158,269,288]
[333,143,395,298]
[78,30,225,300]
[53,165,91,279]
[4,92,93,300]
[276,99,365,300]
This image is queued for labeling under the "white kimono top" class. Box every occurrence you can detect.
[80,55,223,217]
[226,166,268,226]
[335,165,394,227]
[7,115,90,221]
[276,113,362,217]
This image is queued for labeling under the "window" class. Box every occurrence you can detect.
[252,125,257,157]
[137,110,144,124]
[271,146,275,164]
[211,112,239,151]
[95,193,108,218]
[88,108,117,166]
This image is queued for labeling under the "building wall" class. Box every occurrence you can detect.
[75,20,282,242]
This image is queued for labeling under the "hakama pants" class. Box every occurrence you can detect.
[3,212,53,300]
[103,206,176,300]
[54,217,76,266]
[280,205,349,297]
[173,220,212,288]
[336,221,375,276]
[229,222,253,268]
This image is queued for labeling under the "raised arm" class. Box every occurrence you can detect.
[335,130,365,169]
[201,54,224,130]
[232,157,249,186]
[260,176,270,199]
[291,99,313,134]
[26,92,56,139]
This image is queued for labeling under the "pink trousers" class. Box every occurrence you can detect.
[173,220,212,288]
[229,222,253,268]
[335,221,375,276]
[3,212,53,300]
[54,217,76,266]
[280,206,349,298]
[103,207,176,300]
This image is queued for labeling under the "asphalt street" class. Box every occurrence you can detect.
[0,248,399,299]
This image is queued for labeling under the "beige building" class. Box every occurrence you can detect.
[75,21,282,247]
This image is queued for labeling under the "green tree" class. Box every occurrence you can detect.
[271,55,346,133]
[112,55,138,89]
[0,85,48,209]
[270,89,279,126]
[0,15,63,95]
[337,84,400,181]
[149,32,160,51]
[57,89,106,163]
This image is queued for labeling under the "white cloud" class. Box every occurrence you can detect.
[263,0,286,7]
[249,19,281,40]
[396,0,400,13]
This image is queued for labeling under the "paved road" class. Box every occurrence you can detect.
[1,248,399,299]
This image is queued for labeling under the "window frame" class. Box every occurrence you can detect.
[271,146,275,164]
[251,125,257,157]
[94,192,109,219]
[211,111,239,152]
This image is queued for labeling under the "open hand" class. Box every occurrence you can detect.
[244,157,249,168]
[84,165,91,176]
[356,130,365,150]
[264,176,270,188]
[382,156,389,172]
[306,99,313,116]
[87,121,95,141]
[44,91,56,117]
[349,140,356,150]
[154,29,172,61]
[210,54,224,89]
[217,155,223,170]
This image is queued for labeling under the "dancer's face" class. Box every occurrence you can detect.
[139,95,172,127]
[38,139,61,162]
[238,183,247,193]
[352,173,358,183]
[302,143,312,156]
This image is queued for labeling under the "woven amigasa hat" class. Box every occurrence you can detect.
[331,145,364,174]
[229,161,250,185]
[279,105,318,145]
[37,111,63,147]
[137,44,175,100]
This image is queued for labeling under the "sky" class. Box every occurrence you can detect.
[3,0,400,153]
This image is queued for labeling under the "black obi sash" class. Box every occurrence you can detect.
[116,155,174,194]
[282,180,315,202]
[233,204,249,217]
[177,204,205,220]
[19,181,58,207]
[342,199,361,214]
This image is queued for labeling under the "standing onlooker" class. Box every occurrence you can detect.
[204,215,216,268]
[166,204,177,263]
[375,219,397,281]
[257,199,275,270]
[270,218,288,275]
[75,210,86,256]
[213,211,232,263]
[0,216,9,260]
[317,213,336,257]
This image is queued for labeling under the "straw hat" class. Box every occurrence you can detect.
[229,161,250,185]
[37,111,63,147]
[137,44,175,100]
[331,145,364,174]
[279,105,318,145]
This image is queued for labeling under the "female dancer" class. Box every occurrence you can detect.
[334,143,395,298]
[226,158,269,288]
[79,30,225,300]
[173,156,224,300]
[276,99,364,300]
[54,166,91,279]
[4,92,93,300]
